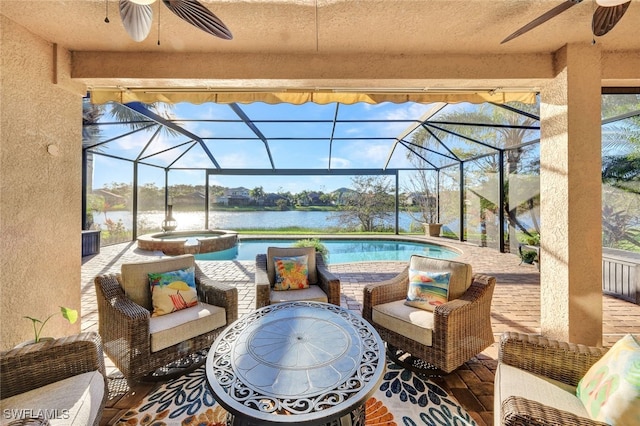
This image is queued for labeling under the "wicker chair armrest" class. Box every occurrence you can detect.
[362,267,410,322]
[435,274,495,311]
[255,253,270,284]
[94,274,151,321]
[0,332,106,400]
[255,254,271,308]
[432,274,495,339]
[315,252,341,305]
[94,273,151,356]
[195,264,238,324]
[501,396,608,426]
[499,332,608,387]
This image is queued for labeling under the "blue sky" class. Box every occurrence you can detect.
[88,99,549,194]
[90,100,443,193]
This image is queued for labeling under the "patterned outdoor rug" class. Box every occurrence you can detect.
[116,361,476,426]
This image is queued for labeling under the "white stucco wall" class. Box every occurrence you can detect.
[1,16,83,348]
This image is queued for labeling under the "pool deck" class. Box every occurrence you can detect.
[81,234,640,426]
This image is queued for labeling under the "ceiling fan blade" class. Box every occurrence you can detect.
[119,0,154,42]
[592,2,631,36]
[162,0,233,40]
[501,0,583,44]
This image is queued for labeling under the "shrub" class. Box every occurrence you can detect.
[521,249,538,264]
[293,238,329,262]
[526,233,540,246]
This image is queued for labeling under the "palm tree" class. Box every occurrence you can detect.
[82,99,178,231]
[249,186,265,206]
[406,100,540,250]
[83,100,177,190]
[601,95,640,251]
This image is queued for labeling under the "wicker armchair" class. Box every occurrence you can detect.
[363,255,496,374]
[0,332,108,426]
[94,254,238,384]
[255,247,341,309]
[496,332,609,426]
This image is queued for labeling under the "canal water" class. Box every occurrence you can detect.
[93,210,421,231]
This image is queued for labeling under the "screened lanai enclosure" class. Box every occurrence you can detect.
[82,93,640,255]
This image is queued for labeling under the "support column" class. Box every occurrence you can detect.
[539,44,603,346]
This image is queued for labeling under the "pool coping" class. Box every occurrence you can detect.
[131,232,465,261]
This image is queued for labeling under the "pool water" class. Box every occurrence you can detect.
[194,239,459,263]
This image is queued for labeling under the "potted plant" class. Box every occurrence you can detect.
[21,306,78,346]
[519,232,540,268]
[424,223,443,237]
[402,169,442,237]
[520,249,538,265]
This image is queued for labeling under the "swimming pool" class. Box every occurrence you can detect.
[194,238,459,263]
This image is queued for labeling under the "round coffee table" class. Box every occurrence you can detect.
[206,301,385,425]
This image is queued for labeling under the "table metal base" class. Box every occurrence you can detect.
[386,344,446,378]
[225,403,366,426]
[143,349,208,382]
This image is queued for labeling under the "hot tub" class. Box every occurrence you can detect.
[137,230,238,256]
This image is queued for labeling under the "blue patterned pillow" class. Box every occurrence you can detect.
[148,267,198,316]
[404,269,451,311]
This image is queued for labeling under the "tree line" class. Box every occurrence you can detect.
[88,176,433,233]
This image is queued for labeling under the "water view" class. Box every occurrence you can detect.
[94,210,421,231]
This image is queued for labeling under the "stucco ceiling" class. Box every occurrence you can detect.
[2,0,639,94]
[2,0,640,54]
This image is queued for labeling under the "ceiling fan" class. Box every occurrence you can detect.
[501,0,631,44]
[116,0,232,42]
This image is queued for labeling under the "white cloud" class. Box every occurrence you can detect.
[112,131,150,151]
[326,157,351,168]
[343,127,361,135]
[168,169,208,183]
[218,152,250,168]
[381,103,433,121]
[172,151,215,169]
[337,140,394,166]
[194,127,215,138]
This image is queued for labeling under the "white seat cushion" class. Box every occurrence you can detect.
[269,284,328,304]
[0,371,104,425]
[494,363,591,426]
[149,302,226,352]
[372,300,434,346]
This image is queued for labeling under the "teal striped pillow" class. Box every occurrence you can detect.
[404,269,451,311]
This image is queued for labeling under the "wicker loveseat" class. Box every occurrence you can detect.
[255,247,341,309]
[0,332,108,426]
[495,332,613,426]
[363,255,496,373]
[94,254,238,384]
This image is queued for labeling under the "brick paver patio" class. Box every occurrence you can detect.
[82,236,640,426]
